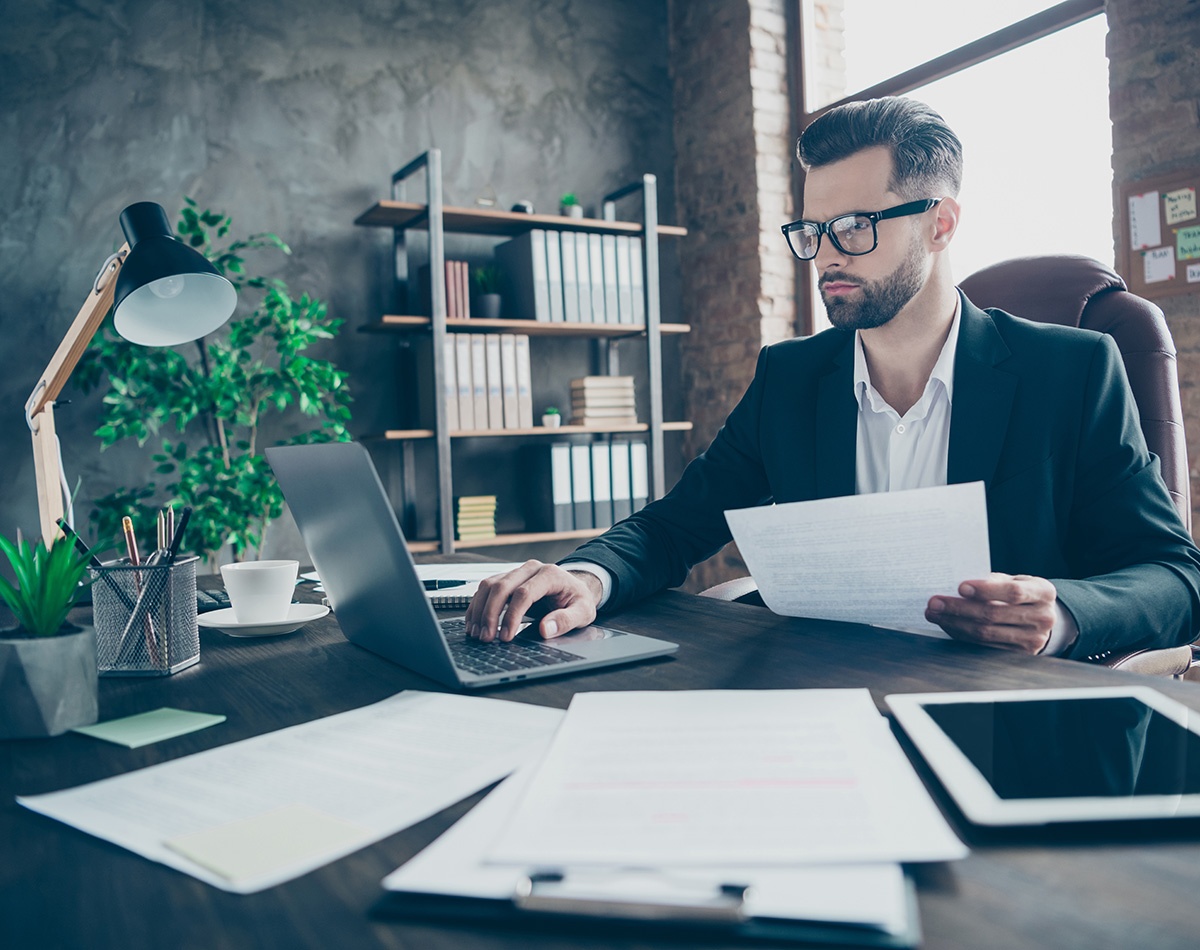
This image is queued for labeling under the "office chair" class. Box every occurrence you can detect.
[702,255,1197,678]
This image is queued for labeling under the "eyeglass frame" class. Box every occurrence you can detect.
[780,197,943,261]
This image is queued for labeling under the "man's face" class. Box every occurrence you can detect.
[801,146,931,331]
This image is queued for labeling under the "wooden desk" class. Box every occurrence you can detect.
[4,588,1200,950]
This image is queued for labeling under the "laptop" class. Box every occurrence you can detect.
[265,442,678,688]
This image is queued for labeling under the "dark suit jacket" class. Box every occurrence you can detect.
[564,296,1200,659]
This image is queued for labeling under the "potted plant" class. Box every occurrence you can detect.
[472,264,504,320]
[542,406,562,429]
[560,192,584,219]
[0,533,98,738]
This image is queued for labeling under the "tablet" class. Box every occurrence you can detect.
[887,686,1200,826]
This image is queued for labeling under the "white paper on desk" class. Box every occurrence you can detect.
[18,691,563,894]
[384,764,913,935]
[302,563,526,600]
[487,689,966,868]
[724,481,990,636]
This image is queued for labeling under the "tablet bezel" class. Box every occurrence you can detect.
[887,686,1200,826]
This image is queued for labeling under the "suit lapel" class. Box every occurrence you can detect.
[948,297,1017,488]
[815,332,858,498]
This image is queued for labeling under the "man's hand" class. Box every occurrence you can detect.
[465,560,603,642]
[925,573,1057,654]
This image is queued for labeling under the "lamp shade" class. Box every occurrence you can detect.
[112,202,237,347]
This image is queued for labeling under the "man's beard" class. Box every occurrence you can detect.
[820,239,925,331]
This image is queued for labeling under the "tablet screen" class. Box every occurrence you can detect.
[924,695,1200,800]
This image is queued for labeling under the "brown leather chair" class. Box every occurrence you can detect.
[702,255,1197,677]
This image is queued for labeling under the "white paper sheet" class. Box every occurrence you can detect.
[384,764,913,935]
[487,689,966,868]
[19,691,563,893]
[1129,191,1161,249]
[724,482,990,636]
[1144,246,1176,284]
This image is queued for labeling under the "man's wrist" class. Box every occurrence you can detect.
[568,569,605,608]
[563,562,612,608]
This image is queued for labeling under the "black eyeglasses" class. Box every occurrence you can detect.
[781,198,942,261]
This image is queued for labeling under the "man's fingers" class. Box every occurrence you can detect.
[958,573,1055,605]
[539,598,598,639]
[466,560,544,640]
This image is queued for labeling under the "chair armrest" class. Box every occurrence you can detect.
[1101,645,1193,678]
[698,576,763,604]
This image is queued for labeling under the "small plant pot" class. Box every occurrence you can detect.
[0,624,98,738]
[475,293,502,320]
[542,413,562,429]
[561,205,584,219]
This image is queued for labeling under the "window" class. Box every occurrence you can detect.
[795,0,1109,332]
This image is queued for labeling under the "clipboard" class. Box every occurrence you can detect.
[372,871,923,947]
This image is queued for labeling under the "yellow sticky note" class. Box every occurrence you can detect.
[1165,187,1197,226]
[164,804,372,883]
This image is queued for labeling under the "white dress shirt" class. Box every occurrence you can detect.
[571,295,1077,654]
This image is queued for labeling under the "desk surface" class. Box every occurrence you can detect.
[4,583,1200,950]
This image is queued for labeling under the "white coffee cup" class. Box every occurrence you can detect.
[220,559,299,623]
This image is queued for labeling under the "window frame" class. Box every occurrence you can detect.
[790,0,1105,332]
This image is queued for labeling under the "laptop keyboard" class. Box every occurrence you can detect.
[439,618,583,675]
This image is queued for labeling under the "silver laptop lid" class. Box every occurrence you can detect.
[265,442,462,686]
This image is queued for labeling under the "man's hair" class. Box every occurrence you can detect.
[797,97,963,199]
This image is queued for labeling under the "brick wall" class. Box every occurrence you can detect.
[667,0,796,591]
[1108,0,1200,531]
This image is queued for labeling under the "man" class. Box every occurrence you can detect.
[466,96,1200,660]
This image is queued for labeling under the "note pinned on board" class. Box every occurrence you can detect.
[1176,225,1200,261]
[1129,191,1162,249]
[1188,263,1200,283]
[1144,246,1176,284]
[73,708,226,749]
[165,804,372,883]
[1165,187,1197,226]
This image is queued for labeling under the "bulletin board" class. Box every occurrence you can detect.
[1118,169,1200,301]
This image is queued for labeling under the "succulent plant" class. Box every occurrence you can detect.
[0,534,91,638]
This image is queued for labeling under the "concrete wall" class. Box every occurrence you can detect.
[0,0,678,558]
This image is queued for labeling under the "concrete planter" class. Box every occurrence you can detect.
[476,293,502,320]
[0,624,98,738]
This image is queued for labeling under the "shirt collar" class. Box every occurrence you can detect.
[853,293,961,413]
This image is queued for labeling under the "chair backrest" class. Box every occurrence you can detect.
[959,255,1190,532]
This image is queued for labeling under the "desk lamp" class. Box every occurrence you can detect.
[24,201,238,542]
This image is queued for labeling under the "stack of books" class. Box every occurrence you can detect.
[570,376,636,426]
[455,495,497,541]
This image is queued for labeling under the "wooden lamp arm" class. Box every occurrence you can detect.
[26,244,129,541]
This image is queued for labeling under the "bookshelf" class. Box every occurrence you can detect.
[356,149,690,554]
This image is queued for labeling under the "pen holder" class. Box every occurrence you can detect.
[90,556,200,676]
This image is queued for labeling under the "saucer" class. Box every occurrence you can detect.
[197,603,330,638]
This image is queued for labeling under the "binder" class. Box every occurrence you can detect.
[630,440,648,512]
[615,235,634,324]
[494,230,551,321]
[610,440,632,522]
[470,334,488,430]
[559,232,580,322]
[441,336,460,432]
[590,443,613,529]
[514,335,534,428]
[588,233,605,324]
[454,334,474,430]
[520,443,574,532]
[545,229,565,323]
[630,238,645,324]
[570,443,593,529]
[574,230,593,322]
[499,333,520,429]
[601,233,619,323]
[484,334,504,429]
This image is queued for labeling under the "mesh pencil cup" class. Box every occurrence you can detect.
[90,556,200,676]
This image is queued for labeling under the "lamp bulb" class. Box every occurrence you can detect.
[149,276,185,299]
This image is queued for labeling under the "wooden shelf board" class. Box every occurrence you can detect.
[366,422,691,441]
[407,540,440,553]
[452,528,607,549]
[361,316,690,337]
[354,200,687,238]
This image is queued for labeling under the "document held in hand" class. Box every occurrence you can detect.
[724,481,991,636]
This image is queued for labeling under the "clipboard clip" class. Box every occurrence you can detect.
[514,870,749,924]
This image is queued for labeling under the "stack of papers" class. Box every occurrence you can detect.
[383,689,967,942]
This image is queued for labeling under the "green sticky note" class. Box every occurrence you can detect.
[73,708,226,749]
[163,804,372,883]
[1177,225,1200,261]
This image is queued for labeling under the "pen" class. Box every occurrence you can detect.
[57,518,105,570]
[121,516,161,667]
[423,580,467,590]
[165,506,192,562]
